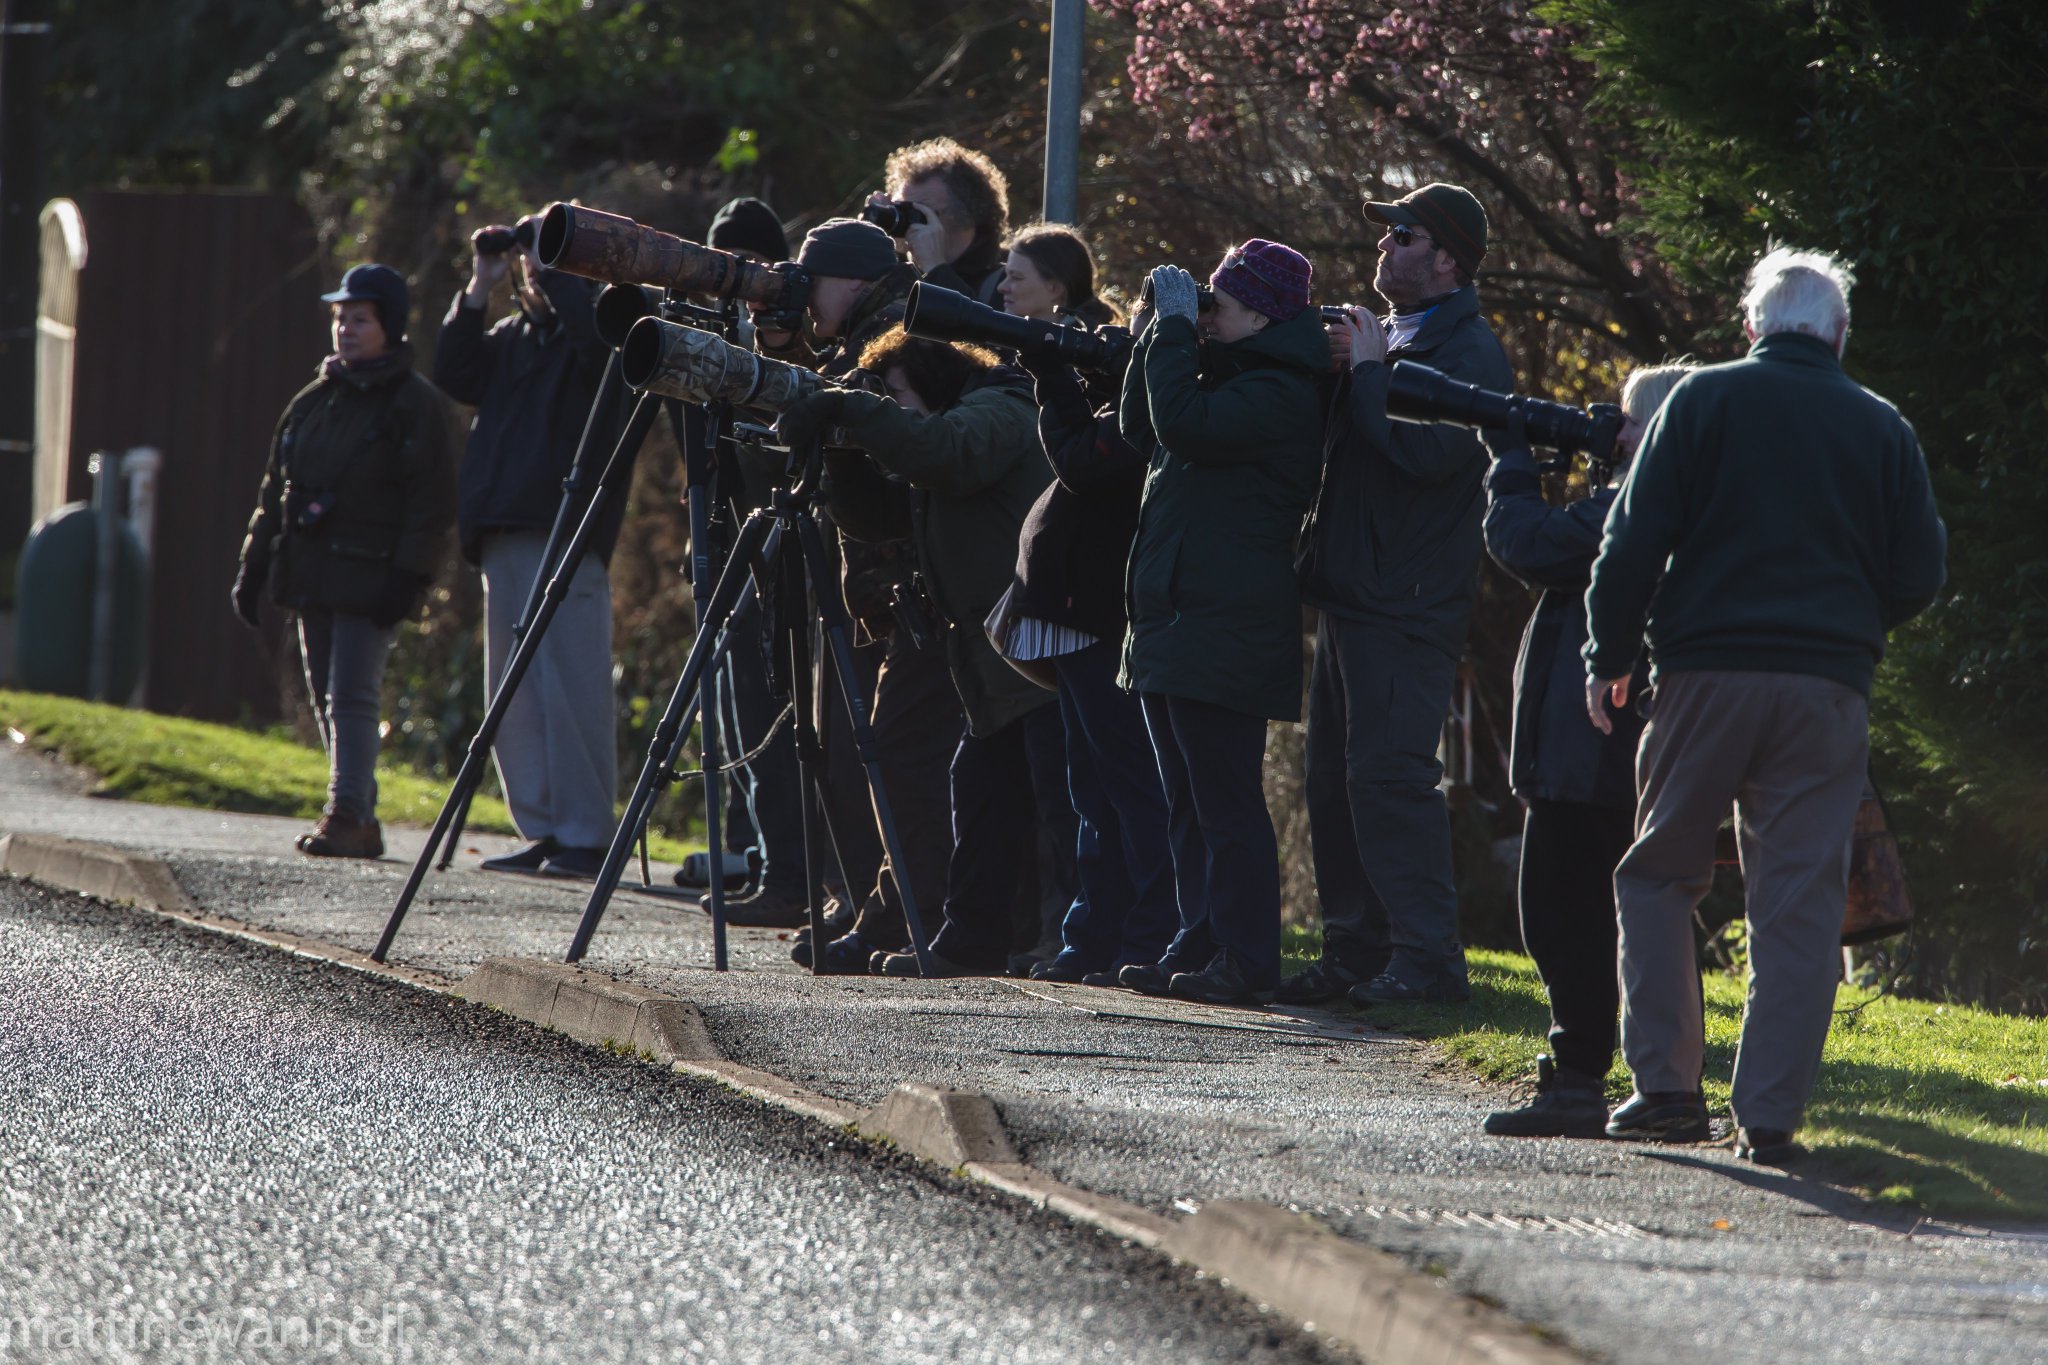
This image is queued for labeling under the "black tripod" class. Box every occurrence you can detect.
[374,290,749,963]
[564,434,935,973]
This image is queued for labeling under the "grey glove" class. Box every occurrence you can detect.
[1146,265,1199,324]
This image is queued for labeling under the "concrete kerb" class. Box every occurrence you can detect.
[3,837,1583,1365]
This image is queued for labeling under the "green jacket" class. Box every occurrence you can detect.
[829,377,1054,735]
[1585,331,1947,696]
[239,346,460,616]
[1118,308,1328,721]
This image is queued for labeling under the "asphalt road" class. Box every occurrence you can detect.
[0,879,1341,1365]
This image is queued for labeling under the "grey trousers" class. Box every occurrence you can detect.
[1304,613,1466,985]
[482,530,619,851]
[1616,669,1867,1131]
[298,610,395,820]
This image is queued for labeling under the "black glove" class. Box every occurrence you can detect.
[366,570,430,630]
[774,389,850,453]
[230,560,266,630]
[1479,413,1529,462]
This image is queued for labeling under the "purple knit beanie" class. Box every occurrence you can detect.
[1209,239,1313,322]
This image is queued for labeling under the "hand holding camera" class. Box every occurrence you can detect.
[1144,265,1201,324]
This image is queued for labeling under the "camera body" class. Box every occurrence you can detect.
[474,220,537,256]
[861,200,926,238]
[1386,360,1626,479]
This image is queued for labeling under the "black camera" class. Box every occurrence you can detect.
[1387,360,1626,476]
[474,219,537,255]
[861,200,928,238]
[904,281,1134,375]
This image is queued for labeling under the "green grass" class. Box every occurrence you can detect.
[0,690,697,864]
[1282,925,2048,1222]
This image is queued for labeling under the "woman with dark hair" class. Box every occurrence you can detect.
[776,329,1056,977]
[988,225,1178,984]
[999,223,1121,330]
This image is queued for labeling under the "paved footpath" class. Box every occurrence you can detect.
[4,740,2045,1362]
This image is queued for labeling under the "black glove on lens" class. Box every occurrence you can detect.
[1479,413,1530,462]
[230,561,266,630]
[775,389,849,452]
[367,570,430,630]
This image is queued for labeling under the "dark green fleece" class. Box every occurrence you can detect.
[1584,331,1947,696]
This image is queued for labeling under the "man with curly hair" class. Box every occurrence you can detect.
[869,136,1012,306]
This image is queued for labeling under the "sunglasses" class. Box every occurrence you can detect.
[1387,223,1438,249]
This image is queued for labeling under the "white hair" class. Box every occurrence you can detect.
[1742,247,1852,347]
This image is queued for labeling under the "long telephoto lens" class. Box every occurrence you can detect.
[904,282,1133,375]
[536,202,807,312]
[1386,360,1625,465]
[620,316,822,411]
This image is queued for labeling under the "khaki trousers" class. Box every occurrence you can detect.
[1616,669,1867,1131]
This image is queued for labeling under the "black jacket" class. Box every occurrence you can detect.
[239,345,459,617]
[1008,357,1147,643]
[1483,449,1643,808]
[922,239,1005,308]
[1296,286,1513,656]
[1119,307,1328,722]
[1586,332,1948,696]
[434,272,631,565]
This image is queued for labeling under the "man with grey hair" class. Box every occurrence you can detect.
[1583,247,1947,1162]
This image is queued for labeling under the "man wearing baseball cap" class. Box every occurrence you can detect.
[1290,182,1515,1007]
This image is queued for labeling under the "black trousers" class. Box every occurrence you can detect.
[1141,691,1280,989]
[848,628,963,946]
[929,704,1059,970]
[1519,798,1634,1079]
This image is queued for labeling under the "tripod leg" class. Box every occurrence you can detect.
[676,396,731,969]
[790,509,937,977]
[565,514,781,964]
[374,391,660,963]
[443,350,628,866]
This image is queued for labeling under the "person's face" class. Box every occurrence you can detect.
[883,366,930,415]
[999,249,1066,321]
[331,300,388,363]
[807,276,869,340]
[1202,287,1268,344]
[1617,412,1647,459]
[1372,221,1457,309]
[898,176,976,264]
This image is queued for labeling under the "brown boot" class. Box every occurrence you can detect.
[300,810,384,859]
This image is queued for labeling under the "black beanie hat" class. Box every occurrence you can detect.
[707,197,790,263]
[796,218,898,281]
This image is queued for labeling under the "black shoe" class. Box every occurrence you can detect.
[702,886,809,929]
[538,846,607,880]
[1275,958,1367,1006]
[1079,970,1120,988]
[480,838,559,875]
[869,947,985,979]
[1118,962,1176,996]
[1030,955,1092,984]
[1735,1126,1802,1166]
[1168,955,1276,1009]
[1605,1090,1711,1143]
[672,849,756,892]
[1483,1056,1611,1138]
[1347,969,1471,1006]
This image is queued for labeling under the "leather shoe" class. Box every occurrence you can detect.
[1483,1056,1610,1138]
[701,886,808,929]
[1079,971,1120,988]
[1117,962,1176,996]
[1605,1090,1711,1143]
[1735,1126,1802,1165]
[1168,955,1276,1009]
[480,838,558,875]
[539,846,607,880]
[300,811,384,859]
[1275,958,1371,1006]
[1030,955,1093,984]
[1347,970,1471,1006]
[869,947,986,979]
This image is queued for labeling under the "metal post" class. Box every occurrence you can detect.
[1042,0,1084,223]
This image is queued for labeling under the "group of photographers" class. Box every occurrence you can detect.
[235,132,1946,1164]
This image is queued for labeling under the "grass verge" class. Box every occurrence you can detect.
[0,690,697,864]
[1281,925,2048,1223]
